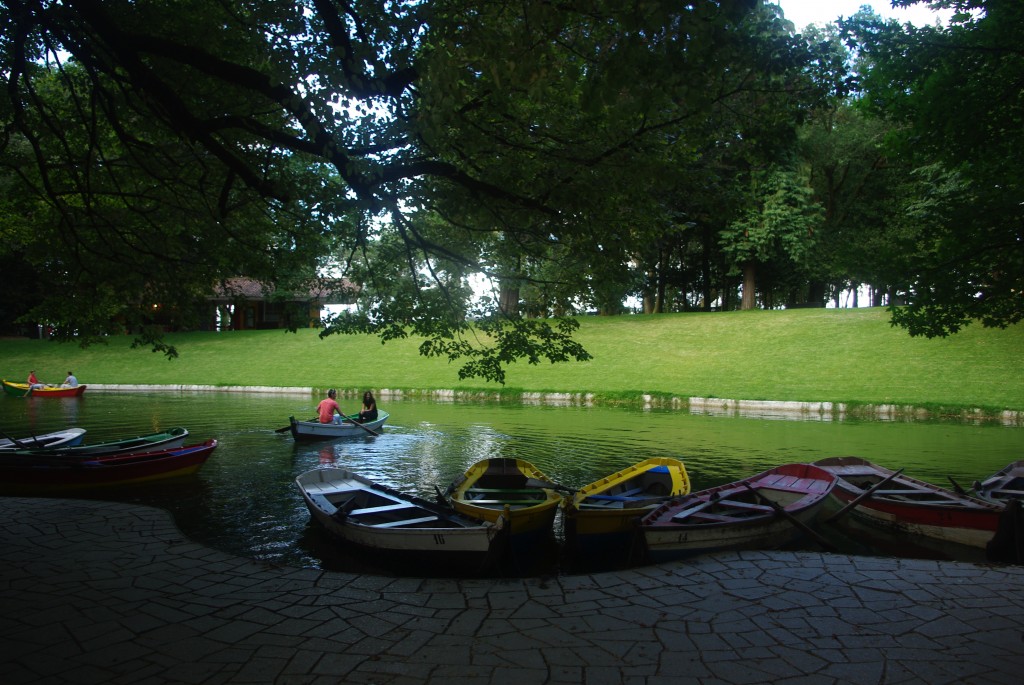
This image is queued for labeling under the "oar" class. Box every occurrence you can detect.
[741,481,838,552]
[341,414,381,437]
[0,431,28,449]
[824,467,905,524]
[947,476,968,496]
[434,485,454,509]
[275,416,315,433]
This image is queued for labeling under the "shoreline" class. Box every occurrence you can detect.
[85,383,1024,426]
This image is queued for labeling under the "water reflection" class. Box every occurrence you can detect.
[1,391,1021,575]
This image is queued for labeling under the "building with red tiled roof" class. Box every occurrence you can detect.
[205,277,356,330]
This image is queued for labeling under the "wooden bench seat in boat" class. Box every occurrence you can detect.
[755,474,831,493]
[715,499,773,512]
[686,511,746,523]
[372,516,439,528]
[466,487,542,494]
[348,502,416,516]
[585,489,650,502]
[466,499,544,505]
[305,482,366,496]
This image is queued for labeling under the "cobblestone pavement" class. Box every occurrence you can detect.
[2,496,1023,684]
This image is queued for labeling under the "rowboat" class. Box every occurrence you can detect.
[288,412,388,440]
[641,463,836,562]
[0,427,189,459]
[2,380,87,397]
[0,427,87,450]
[444,458,564,538]
[563,457,690,562]
[973,461,1024,504]
[0,439,217,493]
[814,456,1004,549]
[296,467,505,571]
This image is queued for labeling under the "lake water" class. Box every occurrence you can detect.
[2,390,1021,575]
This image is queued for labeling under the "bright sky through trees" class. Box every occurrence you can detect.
[775,0,952,29]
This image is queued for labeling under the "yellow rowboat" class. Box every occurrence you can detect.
[445,458,564,538]
[563,457,690,563]
[2,380,86,397]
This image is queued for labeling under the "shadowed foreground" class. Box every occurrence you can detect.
[1,497,1023,684]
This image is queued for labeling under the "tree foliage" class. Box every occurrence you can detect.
[842,0,1024,335]
[0,0,1019,384]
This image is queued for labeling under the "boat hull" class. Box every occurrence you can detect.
[564,457,690,561]
[2,380,86,397]
[973,461,1024,504]
[641,463,835,562]
[447,458,563,538]
[289,413,388,440]
[3,427,189,459]
[0,428,87,450]
[296,468,504,570]
[814,456,1003,549]
[0,440,217,493]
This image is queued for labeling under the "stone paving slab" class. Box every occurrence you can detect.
[2,497,1023,684]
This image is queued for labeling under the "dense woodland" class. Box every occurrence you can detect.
[1,1,1021,382]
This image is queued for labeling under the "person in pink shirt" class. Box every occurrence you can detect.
[317,389,343,424]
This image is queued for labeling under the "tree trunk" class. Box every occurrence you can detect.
[701,226,714,311]
[741,261,757,310]
[498,284,520,316]
[806,280,828,307]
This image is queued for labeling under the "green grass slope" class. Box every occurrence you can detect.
[2,308,1021,412]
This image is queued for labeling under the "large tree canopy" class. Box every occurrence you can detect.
[1,0,1019,383]
[2,0,789,380]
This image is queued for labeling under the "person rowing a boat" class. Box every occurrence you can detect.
[27,370,44,389]
[358,390,378,423]
[317,389,343,424]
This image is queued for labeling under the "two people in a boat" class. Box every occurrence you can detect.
[317,389,378,424]
[27,370,79,389]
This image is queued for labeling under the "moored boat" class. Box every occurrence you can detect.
[0,427,87,451]
[2,380,87,398]
[973,461,1024,504]
[563,457,690,563]
[288,412,388,440]
[0,426,189,459]
[814,456,1004,549]
[445,458,564,538]
[295,467,505,571]
[641,463,836,562]
[0,439,217,493]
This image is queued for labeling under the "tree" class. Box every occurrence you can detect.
[3,0,787,381]
[721,166,822,309]
[842,0,1024,335]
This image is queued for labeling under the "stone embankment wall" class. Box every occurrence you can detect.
[88,384,1023,426]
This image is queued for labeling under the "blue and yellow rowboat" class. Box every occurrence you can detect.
[564,457,690,562]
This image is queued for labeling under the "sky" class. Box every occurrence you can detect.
[775,1,952,30]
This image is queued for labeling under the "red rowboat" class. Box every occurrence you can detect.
[814,456,1004,549]
[641,463,836,562]
[0,439,217,493]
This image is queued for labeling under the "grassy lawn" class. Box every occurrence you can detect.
[2,307,1021,412]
